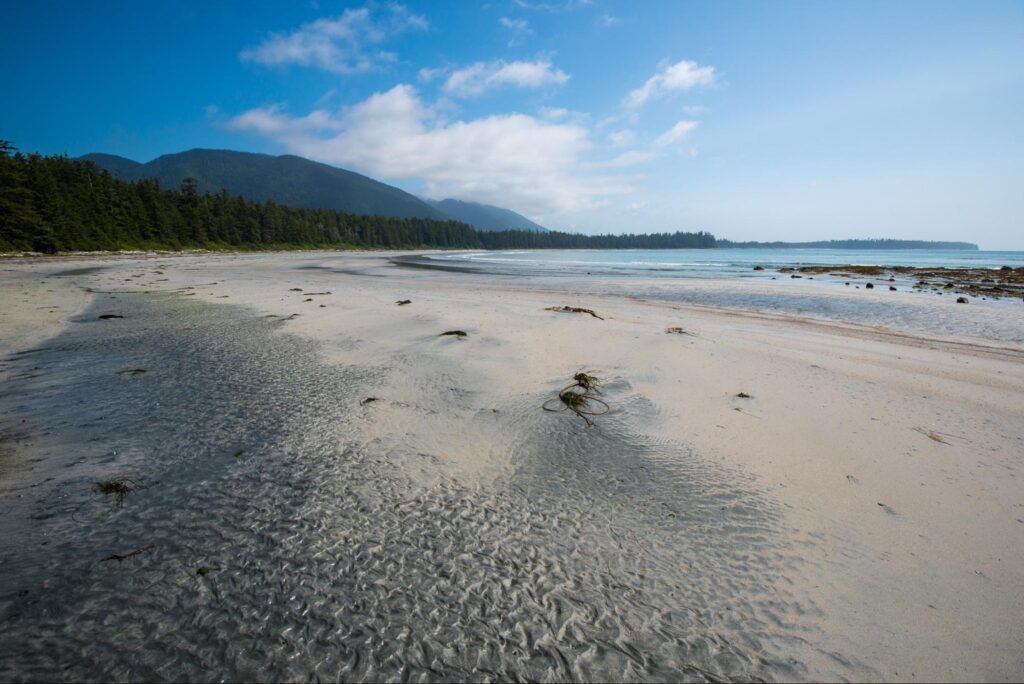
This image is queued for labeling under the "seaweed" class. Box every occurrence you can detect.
[440,330,468,337]
[93,478,142,506]
[542,371,610,427]
[396,300,411,305]
[102,544,154,562]
[545,306,604,320]
[666,327,695,336]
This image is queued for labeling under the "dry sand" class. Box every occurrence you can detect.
[1,251,1022,681]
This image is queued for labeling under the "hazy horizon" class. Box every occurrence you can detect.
[3,1,1022,248]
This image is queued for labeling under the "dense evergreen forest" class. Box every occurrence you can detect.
[0,144,717,253]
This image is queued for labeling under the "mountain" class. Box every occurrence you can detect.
[79,149,450,221]
[423,198,548,233]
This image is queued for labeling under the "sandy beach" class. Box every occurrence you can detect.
[1,250,1022,682]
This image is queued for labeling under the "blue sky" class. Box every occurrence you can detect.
[3,1,1022,248]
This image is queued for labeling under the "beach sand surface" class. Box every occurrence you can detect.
[1,251,1022,682]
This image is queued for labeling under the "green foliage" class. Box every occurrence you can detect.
[1,147,718,253]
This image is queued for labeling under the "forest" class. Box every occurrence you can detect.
[0,144,718,253]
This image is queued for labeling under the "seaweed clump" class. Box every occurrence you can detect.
[545,306,604,320]
[543,371,609,427]
[93,478,141,507]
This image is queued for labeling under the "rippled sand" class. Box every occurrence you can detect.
[1,252,1022,682]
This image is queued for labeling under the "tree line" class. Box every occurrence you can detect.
[0,144,718,253]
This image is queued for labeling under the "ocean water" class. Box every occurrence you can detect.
[391,248,1024,344]
[417,248,1024,279]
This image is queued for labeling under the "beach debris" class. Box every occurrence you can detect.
[913,427,951,444]
[665,326,695,336]
[865,282,874,289]
[102,544,154,563]
[736,392,753,399]
[889,286,897,291]
[304,298,312,302]
[396,299,412,305]
[877,502,898,516]
[790,274,802,279]
[545,306,604,320]
[542,371,609,427]
[93,478,142,507]
[360,397,379,406]
[196,566,213,576]
[233,449,245,459]
[117,368,147,376]
[956,297,968,304]
[284,313,300,320]
[98,314,124,320]
[846,475,860,484]
[289,288,303,291]
[440,330,468,337]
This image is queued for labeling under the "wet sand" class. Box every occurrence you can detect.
[1,251,1022,682]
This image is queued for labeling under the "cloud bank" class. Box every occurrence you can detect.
[624,59,715,108]
[240,5,427,74]
[230,85,628,216]
[442,60,570,97]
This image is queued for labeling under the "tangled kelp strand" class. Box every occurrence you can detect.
[543,371,609,427]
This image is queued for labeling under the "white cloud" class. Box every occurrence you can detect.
[607,129,636,147]
[624,60,716,108]
[443,59,570,97]
[229,84,629,216]
[499,16,533,45]
[240,5,427,74]
[417,66,444,82]
[540,107,568,120]
[653,120,699,148]
[681,104,710,116]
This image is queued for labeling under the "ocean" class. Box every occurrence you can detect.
[393,248,1024,343]
[416,247,1024,278]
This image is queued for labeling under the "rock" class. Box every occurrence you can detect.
[865,282,874,289]
[956,297,968,304]
[753,265,764,271]
[889,286,897,291]
[790,274,802,279]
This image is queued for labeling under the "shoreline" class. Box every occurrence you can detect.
[1,251,1022,681]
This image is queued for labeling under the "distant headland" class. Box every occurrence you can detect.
[717,239,979,251]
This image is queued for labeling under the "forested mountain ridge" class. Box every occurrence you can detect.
[79,148,451,221]
[0,144,715,253]
[423,198,548,233]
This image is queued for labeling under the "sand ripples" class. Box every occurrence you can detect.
[0,293,863,681]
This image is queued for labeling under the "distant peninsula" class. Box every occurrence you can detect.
[718,239,978,250]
